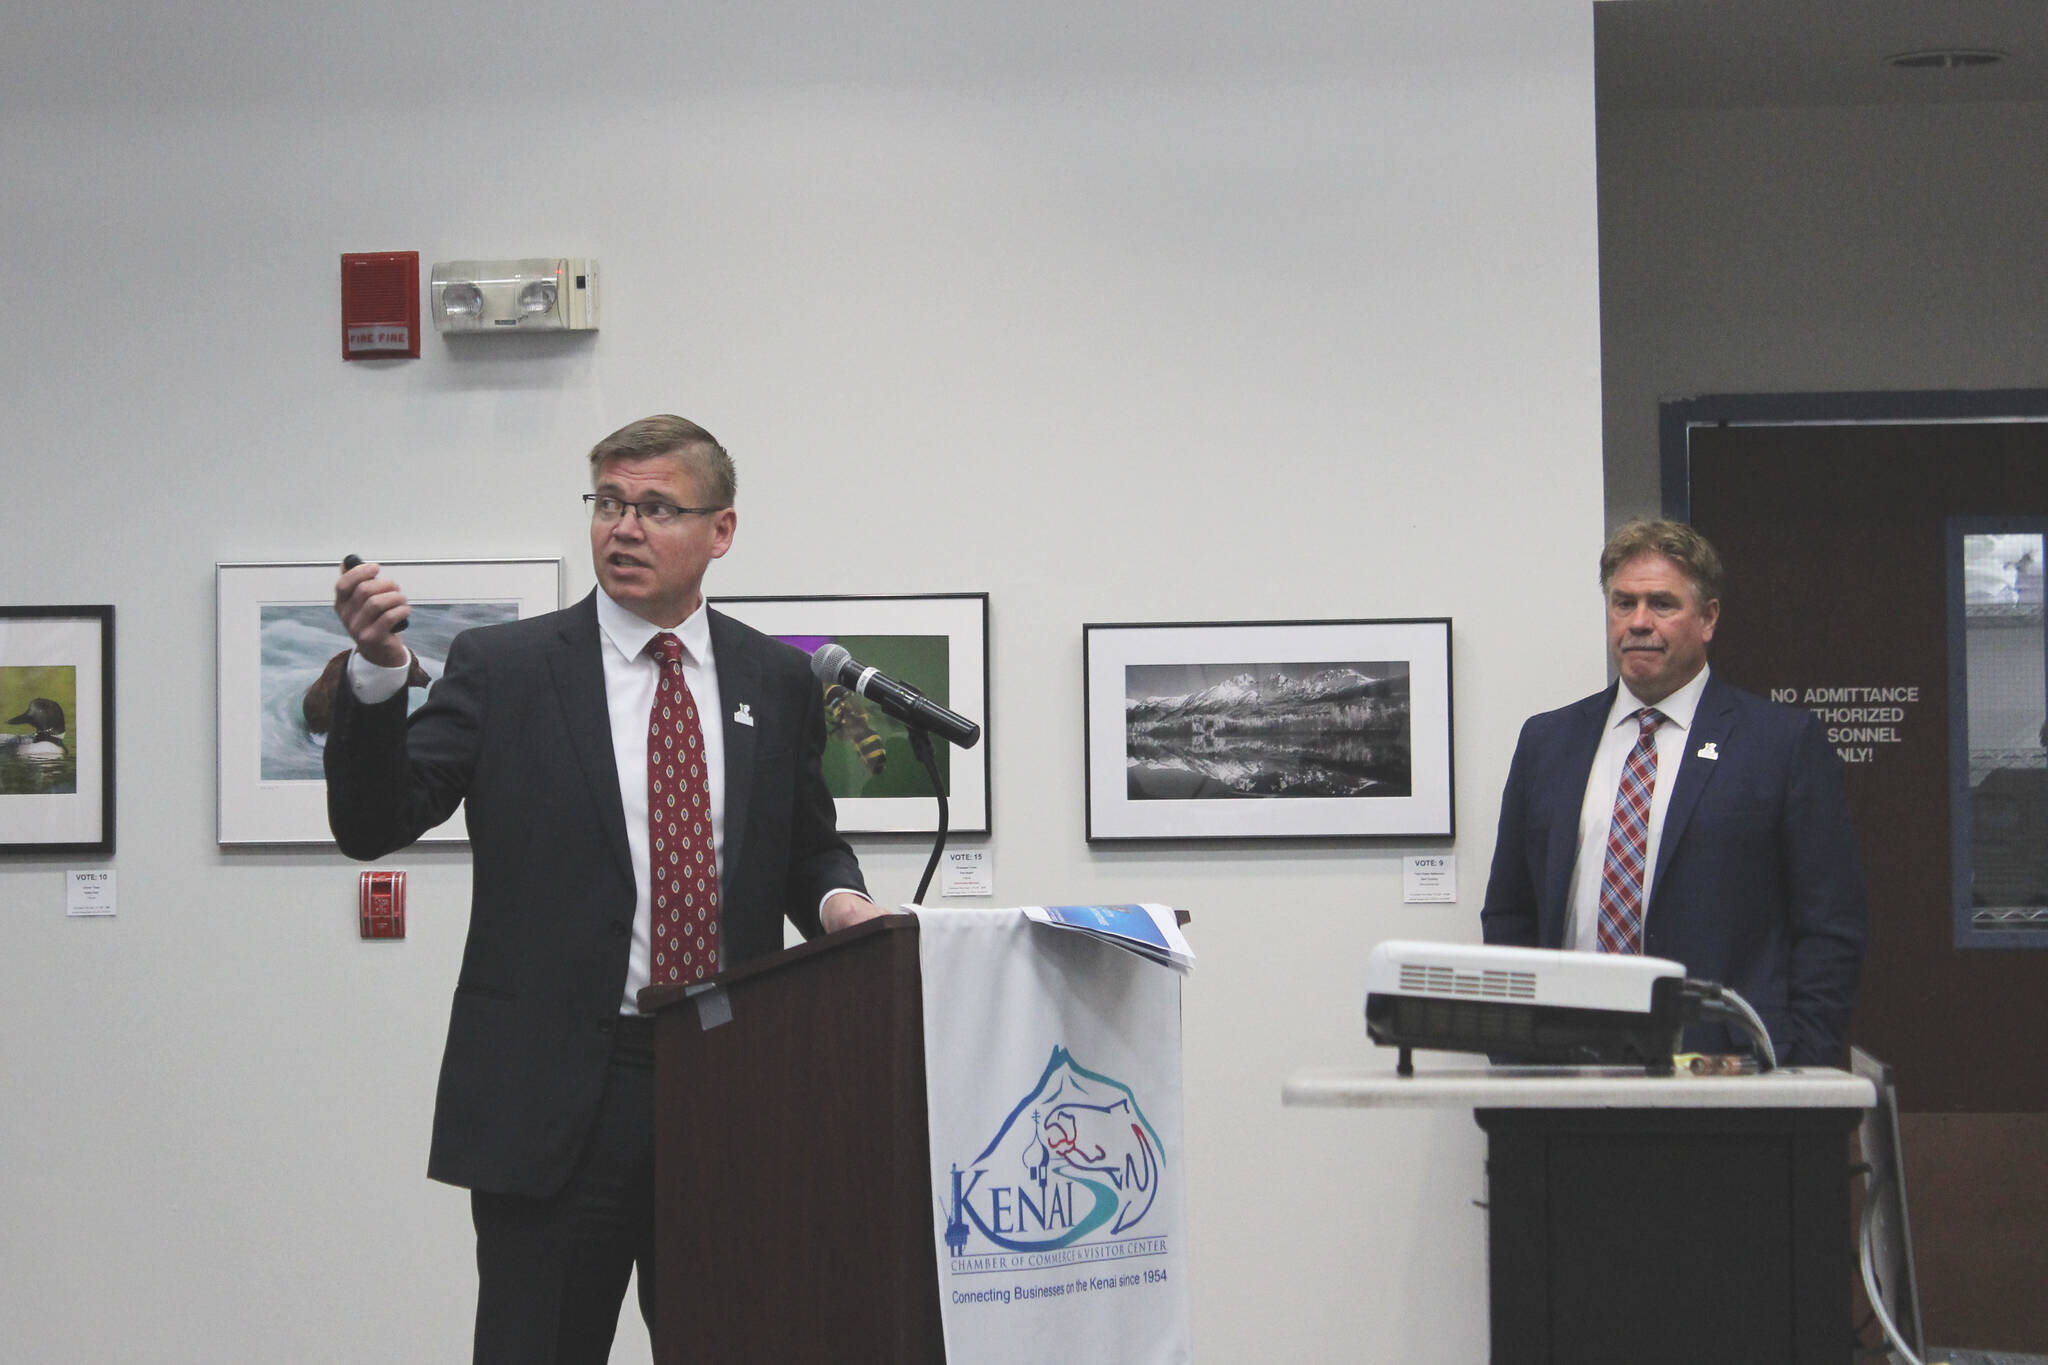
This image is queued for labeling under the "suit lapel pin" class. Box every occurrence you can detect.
[733,702,755,727]
[1697,741,1719,760]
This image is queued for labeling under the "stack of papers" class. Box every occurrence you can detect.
[1022,902,1194,974]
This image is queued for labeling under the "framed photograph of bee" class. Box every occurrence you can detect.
[710,592,991,834]
[1083,618,1454,842]
[215,559,562,845]
[1,604,115,856]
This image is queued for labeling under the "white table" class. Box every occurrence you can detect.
[1285,1058,1876,1364]
[1284,1060,1875,1110]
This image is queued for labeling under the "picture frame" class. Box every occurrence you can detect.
[709,593,990,834]
[1083,618,1453,842]
[1,605,115,856]
[216,558,563,845]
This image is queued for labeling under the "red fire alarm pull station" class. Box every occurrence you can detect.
[340,251,421,360]
[359,869,407,939]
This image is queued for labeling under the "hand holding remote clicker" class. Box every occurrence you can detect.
[335,554,412,664]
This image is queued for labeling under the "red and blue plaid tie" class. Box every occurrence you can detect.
[1596,707,1665,955]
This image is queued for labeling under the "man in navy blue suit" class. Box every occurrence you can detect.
[1481,520,1867,1065]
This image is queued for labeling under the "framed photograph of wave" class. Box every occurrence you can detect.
[216,558,561,845]
[1083,618,1453,842]
[1,604,115,856]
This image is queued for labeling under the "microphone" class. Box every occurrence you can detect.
[810,644,981,749]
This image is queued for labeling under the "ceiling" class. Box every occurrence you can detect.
[8,0,2041,113]
[1596,0,2048,110]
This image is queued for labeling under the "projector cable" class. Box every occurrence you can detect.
[1677,979,1779,1072]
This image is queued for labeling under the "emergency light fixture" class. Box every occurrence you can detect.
[430,258,598,333]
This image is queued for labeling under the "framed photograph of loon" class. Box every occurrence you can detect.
[0,604,115,856]
[1083,618,1454,842]
[215,558,563,845]
[708,592,990,835]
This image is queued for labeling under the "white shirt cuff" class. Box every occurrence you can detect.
[347,649,414,705]
[819,887,873,918]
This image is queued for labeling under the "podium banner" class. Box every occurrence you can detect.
[917,908,1192,1365]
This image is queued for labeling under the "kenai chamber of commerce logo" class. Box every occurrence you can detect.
[943,1046,1166,1264]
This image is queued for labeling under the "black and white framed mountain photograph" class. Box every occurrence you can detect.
[1084,619,1452,841]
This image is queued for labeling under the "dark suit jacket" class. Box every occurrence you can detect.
[325,593,865,1196]
[1480,674,1867,1065]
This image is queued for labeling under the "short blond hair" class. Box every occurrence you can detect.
[587,414,735,507]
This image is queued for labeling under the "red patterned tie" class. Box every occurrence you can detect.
[647,633,720,984]
[1595,708,1665,955]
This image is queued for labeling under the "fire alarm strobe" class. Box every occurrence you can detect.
[340,251,421,360]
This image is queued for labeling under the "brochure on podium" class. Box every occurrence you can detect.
[1021,902,1194,974]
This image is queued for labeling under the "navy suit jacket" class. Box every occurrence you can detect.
[1480,673,1867,1065]
[325,593,865,1196]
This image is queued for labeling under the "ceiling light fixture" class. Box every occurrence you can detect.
[1885,49,2005,71]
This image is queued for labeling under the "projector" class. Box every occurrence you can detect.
[1364,940,1694,1074]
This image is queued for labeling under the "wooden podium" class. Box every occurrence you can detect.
[638,916,946,1363]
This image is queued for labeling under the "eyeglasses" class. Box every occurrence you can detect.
[584,494,726,528]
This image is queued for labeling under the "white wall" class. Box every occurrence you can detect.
[1599,98,2048,521]
[0,4,1605,1360]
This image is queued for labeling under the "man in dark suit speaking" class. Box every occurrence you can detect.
[325,414,885,1363]
[1480,520,1867,1065]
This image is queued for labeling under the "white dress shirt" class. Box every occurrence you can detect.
[1563,664,1712,953]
